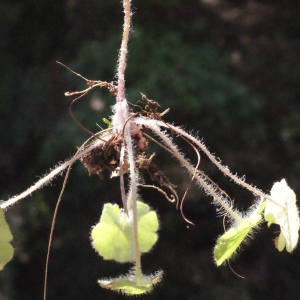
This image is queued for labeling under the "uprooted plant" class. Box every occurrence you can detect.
[0,0,299,297]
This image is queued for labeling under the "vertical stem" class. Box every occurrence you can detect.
[117,0,131,103]
[132,190,142,283]
[116,0,142,282]
[125,126,142,282]
[112,0,131,132]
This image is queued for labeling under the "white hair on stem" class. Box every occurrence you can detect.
[113,0,143,282]
[112,0,131,133]
[155,120,285,209]
[135,118,243,224]
[116,0,131,104]
[0,136,110,210]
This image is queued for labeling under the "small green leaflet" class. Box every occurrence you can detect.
[102,118,111,128]
[0,208,14,270]
[214,200,266,266]
[98,270,163,295]
[91,201,159,263]
[264,179,299,252]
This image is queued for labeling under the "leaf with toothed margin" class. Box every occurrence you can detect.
[264,179,299,252]
[91,201,159,263]
[0,208,14,271]
[214,200,266,266]
[98,270,163,295]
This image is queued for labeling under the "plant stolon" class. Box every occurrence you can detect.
[0,0,299,297]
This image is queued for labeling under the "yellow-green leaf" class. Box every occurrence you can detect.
[102,118,111,128]
[91,201,159,263]
[214,200,265,266]
[98,270,163,295]
[0,209,14,270]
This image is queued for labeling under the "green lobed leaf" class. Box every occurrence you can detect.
[264,179,300,252]
[98,270,163,295]
[214,200,265,266]
[0,208,14,271]
[91,201,159,263]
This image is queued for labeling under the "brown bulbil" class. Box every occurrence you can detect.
[80,136,123,178]
[136,153,178,203]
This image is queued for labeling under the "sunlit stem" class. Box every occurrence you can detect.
[124,123,142,282]
[0,138,108,210]
[116,0,142,281]
[113,0,132,133]
[117,0,131,103]
[160,122,285,209]
[136,118,243,222]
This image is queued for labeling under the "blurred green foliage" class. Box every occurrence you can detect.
[1,0,300,299]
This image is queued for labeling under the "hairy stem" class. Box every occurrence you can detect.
[137,118,242,222]
[0,138,108,210]
[161,122,285,209]
[117,0,131,104]
[116,0,141,281]
[112,0,131,132]
[119,146,128,214]
[124,124,142,280]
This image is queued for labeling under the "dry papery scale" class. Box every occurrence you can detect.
[0,0,299,297]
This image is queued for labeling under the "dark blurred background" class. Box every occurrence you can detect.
[1,0,300,299]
